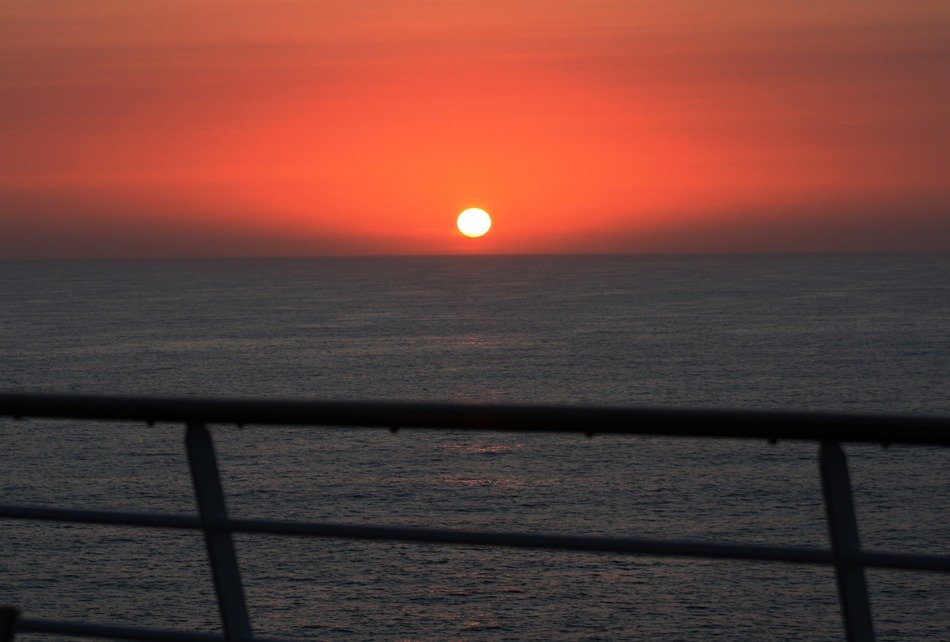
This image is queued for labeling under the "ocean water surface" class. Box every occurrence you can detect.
[1,254,948,640]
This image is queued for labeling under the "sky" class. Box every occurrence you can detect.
[1,1,948,258]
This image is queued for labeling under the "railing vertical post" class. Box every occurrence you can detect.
[819,441,875,642]
[0,606,18,642]
[186,422,253,642]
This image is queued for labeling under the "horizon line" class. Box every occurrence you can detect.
[2,249,949,265]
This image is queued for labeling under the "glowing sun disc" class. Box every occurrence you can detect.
[457,208,492,238]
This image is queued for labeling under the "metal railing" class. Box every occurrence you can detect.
[1,392,948,642]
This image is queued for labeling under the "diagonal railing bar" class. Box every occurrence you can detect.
[820,441,875,642]
[1,393,948,642]
[186,422,253,642]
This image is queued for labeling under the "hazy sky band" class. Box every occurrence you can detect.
[2,1,948,258]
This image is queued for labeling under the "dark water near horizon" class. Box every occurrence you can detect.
[1,254,948,640]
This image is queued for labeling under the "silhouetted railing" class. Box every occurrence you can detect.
[1,393,948,642]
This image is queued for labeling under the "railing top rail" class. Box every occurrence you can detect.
[1,393,947,445]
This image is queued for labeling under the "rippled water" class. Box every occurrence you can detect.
[1,254,948,640]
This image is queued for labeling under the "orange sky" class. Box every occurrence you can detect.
[2,1,948,258]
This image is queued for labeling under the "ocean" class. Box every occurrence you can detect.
[1,254,948,640]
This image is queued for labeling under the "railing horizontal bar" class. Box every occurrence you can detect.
[3,505,947,572]
[17,618,294,642]
[18,618,226,642]
[1,393,948,444]
[860,551,950,572]
[226,521,949,573]
[0,505,200,529]
[227,517,834,564]
[17,619,293,642]
[0,504,828,565]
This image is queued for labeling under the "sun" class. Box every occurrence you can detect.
[457,208,492,238]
